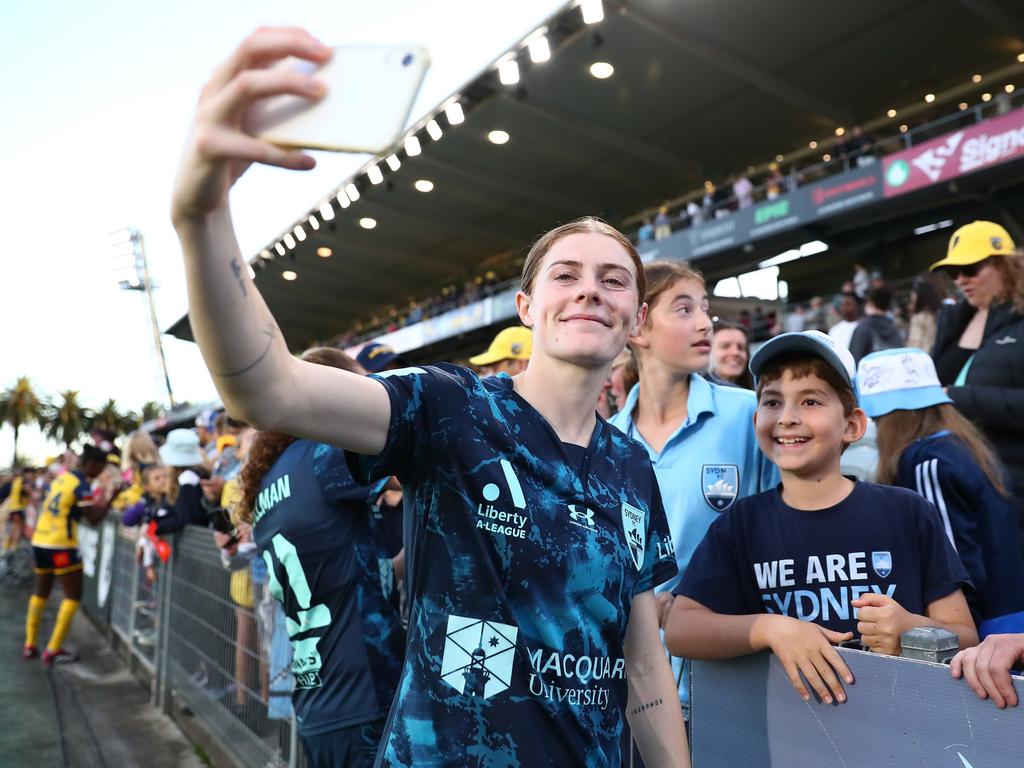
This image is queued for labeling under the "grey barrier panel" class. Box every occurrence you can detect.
[78,520,106,623]
[163,526,294,768]
[691,650,1024,767]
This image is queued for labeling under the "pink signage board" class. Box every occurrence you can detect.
[882,107,1024,197]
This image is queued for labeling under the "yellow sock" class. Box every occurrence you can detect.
[46,599,80,652]
[25,595,46,648]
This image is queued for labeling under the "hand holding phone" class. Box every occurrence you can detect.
[246,44,431,154]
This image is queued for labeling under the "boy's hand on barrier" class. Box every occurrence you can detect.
[171,27,331,224]
[951,633,1024,708]
[853,593,914,656]
[768,616,854,704]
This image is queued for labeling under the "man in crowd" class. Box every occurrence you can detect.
[828,291,862,350]
[848,284,902,363]
[468,326,532,377]
[356,342,407,374]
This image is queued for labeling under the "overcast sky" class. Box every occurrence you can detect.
[1,0,565,465]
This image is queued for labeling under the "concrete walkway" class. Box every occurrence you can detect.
[1,582,206,768]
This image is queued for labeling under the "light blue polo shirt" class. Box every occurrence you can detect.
[610,373,778,714]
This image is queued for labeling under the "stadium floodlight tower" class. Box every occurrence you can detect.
[111,227,177,408]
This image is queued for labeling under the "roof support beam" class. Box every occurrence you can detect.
[502,94,700,175]
[415,155,589,214]
[624,5,853,126]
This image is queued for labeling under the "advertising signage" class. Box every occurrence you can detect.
[638,167,884,263]
[883,106,1024,197]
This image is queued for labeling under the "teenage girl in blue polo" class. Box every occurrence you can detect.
[171,28,688,768]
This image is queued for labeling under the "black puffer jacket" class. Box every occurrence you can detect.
[932,300,1024,497]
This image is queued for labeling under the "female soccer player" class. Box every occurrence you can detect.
[171,28,688,768]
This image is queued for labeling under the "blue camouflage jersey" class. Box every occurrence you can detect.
[348,365,677,768]
[253,439,405,737]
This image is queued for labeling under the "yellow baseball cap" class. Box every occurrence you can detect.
[469,326,533,366]
[930,221,1016,271]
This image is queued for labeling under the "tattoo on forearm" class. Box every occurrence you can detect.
[209,323,279,378]
[230,257,248,297]
[630,698,664,716]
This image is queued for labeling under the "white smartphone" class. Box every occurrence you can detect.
[246,44,431,154]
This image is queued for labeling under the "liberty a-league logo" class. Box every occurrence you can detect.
[872,551,893,579]
[621,502,646,571]
[440,615,519,699]
[702,464,739,511]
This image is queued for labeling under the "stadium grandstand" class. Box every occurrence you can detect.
[166,0,1024,363]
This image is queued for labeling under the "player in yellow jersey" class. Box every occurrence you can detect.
[3,467,37,552]
[23,445,111,665]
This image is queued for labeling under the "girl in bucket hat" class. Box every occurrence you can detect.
[858,347,1024,637]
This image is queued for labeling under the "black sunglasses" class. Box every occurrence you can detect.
[944,259,989,279]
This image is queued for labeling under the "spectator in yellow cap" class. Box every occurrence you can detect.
[468,326,532,377]
[930,220,1024,544]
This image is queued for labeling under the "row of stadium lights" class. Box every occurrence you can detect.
[765,53,1024,168]
[259,0,609,283]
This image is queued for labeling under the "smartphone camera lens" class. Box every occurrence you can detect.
[402,53,413,67]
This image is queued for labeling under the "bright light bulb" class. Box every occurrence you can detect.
[307,215,319,231]
[414,179,434,193]
[982,92,992,102]
[346,184,360,201]
[528,34,550,63]
[248,265,256,279]
[899,124,909,132]
[317,247,332,258]
[488,130,510,145]
[405,136,422,156]
[924,93,935,103]
[822,153,831,162]
[499,58,520,85]
[426,120,443,141]
[775,154,784,162]
[386,154,401,171]
[275,242,286,256]
[283,233,296,249]
[959,102,968,110]
[368,165,384,185]
[834,127,845,137]
[1006,84,1015,94]
[359,217,377,230]
[445,102,465,125]
[808,140,818,149]
[972,74,982,83]
[336,190,350,209]
[580,0,604,24]
[282,270,297,281]
[887,108,897,118]
[293,225,306,241]
[589,62,614,79]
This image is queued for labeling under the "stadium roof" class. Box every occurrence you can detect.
[168,0,1024,348]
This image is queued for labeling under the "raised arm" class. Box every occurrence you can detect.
[171,27,389,454]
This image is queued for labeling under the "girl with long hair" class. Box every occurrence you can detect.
[233,347,406,767]
[858,347,1024,637]
[610,261,776,723]
[171,28,686,768]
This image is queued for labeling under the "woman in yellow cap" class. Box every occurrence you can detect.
[930,220,1024,547]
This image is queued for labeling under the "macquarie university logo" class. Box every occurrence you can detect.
[621,502,646,571]
[872,551,893,579]
[440,615,519,699]
[702,464,739,511]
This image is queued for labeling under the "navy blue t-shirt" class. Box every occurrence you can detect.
[897,431,1024,635]
[253,439,405,737]
[348,365,677,767]
[676,481,970,635]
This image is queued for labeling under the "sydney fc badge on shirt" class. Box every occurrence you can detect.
[872,551,893,579]
[702,464,739,511]
[621,502,646,571]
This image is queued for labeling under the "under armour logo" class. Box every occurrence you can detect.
[994,336,1017,345]
[567,504,596,531]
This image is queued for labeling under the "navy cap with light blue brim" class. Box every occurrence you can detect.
[748,330,857,392]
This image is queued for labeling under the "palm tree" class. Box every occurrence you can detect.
[89,398,136,437]
[44,390,90,449]
[0,377,48,465]
[139,401,165,426]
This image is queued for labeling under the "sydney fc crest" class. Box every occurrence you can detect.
[702,464,739,511]
[440,615,518,699]
[621,502,646,571]
[872,551,893,579]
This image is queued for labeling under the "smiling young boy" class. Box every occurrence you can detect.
[665,331,978,705]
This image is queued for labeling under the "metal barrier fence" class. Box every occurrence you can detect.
[78,516,306,768]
